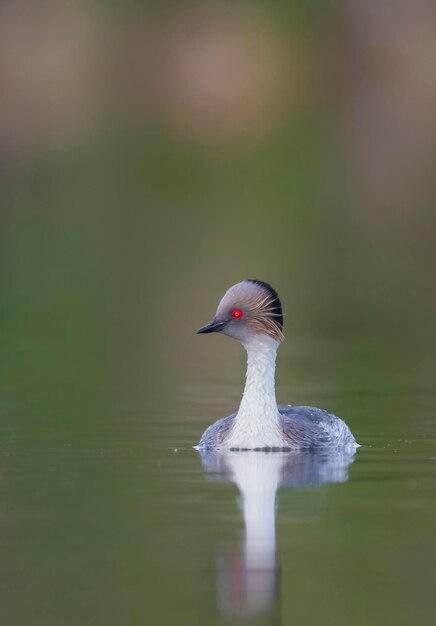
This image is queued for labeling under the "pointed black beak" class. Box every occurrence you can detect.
[196,319,226,334]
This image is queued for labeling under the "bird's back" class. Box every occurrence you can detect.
[278,405,357,450]
[197,405,358,450]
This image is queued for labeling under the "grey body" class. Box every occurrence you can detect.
[197,404,357,451]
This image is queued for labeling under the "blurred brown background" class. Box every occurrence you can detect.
[1,0,435,414]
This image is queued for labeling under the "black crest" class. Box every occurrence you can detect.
[246,279,284,330]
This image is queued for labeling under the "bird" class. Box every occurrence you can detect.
[196,279,358,451]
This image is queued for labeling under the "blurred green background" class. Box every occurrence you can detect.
[0,1,435,625]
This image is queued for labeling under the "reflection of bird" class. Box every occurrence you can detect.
[199,448,356,621]
[196,279,358,451]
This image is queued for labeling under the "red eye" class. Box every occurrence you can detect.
[232,308,243,319]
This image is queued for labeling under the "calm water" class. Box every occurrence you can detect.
[1,331,435,626]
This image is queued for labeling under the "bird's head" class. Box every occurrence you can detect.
[197,279,284,344]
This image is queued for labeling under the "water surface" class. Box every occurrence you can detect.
[1,343,435,626]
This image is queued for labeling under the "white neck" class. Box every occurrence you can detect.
[225,335,285,449]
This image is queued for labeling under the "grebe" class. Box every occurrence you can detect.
[196,279,358,451]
